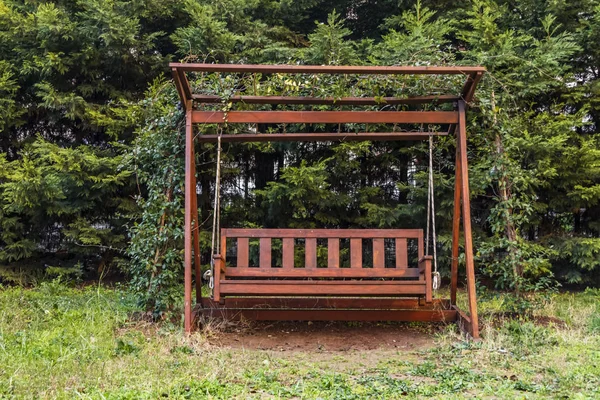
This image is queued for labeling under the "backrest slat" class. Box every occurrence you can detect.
[305,238,317,269]
[328,238,339,268]
[396,238,408,269]
[237,237,249,269]
[373,238,385,268]
[259,238,271,268]
[350,238,362,268]
[282,238,294,269]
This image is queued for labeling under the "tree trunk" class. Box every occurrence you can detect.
[493,91,521,293]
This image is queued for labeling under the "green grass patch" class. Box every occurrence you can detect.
[0,282,599,399]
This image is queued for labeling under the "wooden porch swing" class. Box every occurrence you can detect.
[170,63,485,338]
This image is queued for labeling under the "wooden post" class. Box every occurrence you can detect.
[184,100,193,333]
[457,101,479,338]
[450,129,462,305]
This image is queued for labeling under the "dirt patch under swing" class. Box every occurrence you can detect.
[205,320,445,352]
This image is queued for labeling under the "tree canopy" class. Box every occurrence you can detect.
[1,0,599,312]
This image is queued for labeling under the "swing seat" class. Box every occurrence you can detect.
[212,228,433,303]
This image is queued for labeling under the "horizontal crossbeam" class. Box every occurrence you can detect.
[221,228,423,238]
[219,281,426,296]
[198,308,457,322]
[171,63,486,75]
[200,297,449,309]
[196,131,448,143]
[192,111,458,124]
[192,94,460,105]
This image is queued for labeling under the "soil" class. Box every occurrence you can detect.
[206,320,444,352]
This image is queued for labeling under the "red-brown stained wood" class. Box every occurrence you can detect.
[192,111,459,124]
[196,132,447,143]
[373,238,385,268]
[450,140,462,305]
[421,256,433,303]
[417,230,424,261]
[171,63,486,75]
[237,238,249,269]
[305,238,317,269]
[200,297,451,310]
[458,100,479,339]
[192,94,460,106]
[350,239,362,268]
[462,72,484,103]
[282,238,294,269]
[171,69,187,111]
[183,102,193,333]
[260,238,271,268]
[396,238,408,268]
[328,238,339,268]
[177,69,192,101]
[219,281,425,296]
[222,228,422,239]
[199,308,458,322]
[224,268,420,278]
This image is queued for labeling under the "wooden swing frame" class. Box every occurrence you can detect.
[170,63,485,338]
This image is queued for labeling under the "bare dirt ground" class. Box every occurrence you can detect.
[206,321,444,352]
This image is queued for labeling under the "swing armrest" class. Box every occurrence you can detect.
[212,254,225,303]
[212,254,226,274]
[418,256,433,303]
[418,256,433,273]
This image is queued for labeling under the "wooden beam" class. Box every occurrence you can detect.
[199,308,458,322]
[457,100,479,339]
[192,111,459,124]
[196,132,448,143]
[222,228,423,239]
[450,136,462,306]
[184,101,193,333]
[170,63,486,75]
[192,94,460,106]
[200,297,451,310]
[219,281,426,296]
[461,72,484,103]
[171,68,187,110]
[223,267,421,278]
[177,69,192,101]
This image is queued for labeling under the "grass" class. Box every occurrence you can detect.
[0,281,599,399]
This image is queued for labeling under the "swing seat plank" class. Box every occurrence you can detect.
[213,228,433,303]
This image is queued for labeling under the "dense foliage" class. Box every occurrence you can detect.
[1,0,599,312]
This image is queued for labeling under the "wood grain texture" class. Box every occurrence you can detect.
[224,268,420,278]
[373,238,385,268]
[259,238,271,269]
[350,238,362,268]
[171,63,486,75]
[327,238,339,268]
[222,228,422,239]
[236,238,249,269]
[282,238,294,269]
[193,111,459,124]
[196,132,447,143]
[193,94,460,106]
[396,238,408,268]
[305,238,317,269]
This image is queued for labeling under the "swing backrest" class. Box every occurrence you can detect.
[218,228,424,278]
